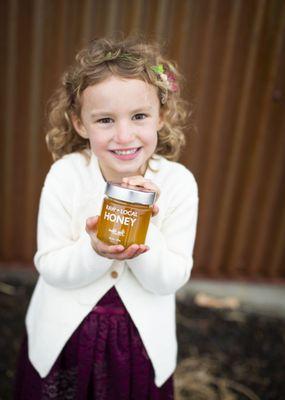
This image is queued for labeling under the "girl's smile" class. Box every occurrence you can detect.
[109,146,142,160]
[72,76,164,182]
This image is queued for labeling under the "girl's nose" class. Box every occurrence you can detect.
[115,122,135,143]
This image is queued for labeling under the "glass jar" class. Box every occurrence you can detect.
[97,181,157,247]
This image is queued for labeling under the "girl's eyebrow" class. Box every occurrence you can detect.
[90,111,113,118]
[131,106,152,113]
[90,106,152,118]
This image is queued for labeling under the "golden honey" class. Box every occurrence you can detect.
[97,182,156,247]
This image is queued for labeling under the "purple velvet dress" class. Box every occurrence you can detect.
[14,286,174,399]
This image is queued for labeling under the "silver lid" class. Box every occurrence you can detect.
[105,181,156,205]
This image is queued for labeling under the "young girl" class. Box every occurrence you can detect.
[14,37,199,399]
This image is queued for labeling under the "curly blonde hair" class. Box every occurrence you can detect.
[46,36,190,167]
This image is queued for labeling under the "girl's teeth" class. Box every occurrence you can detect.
[114,148,138,155]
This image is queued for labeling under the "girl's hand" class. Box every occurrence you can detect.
[85,216,149,260]
[121,175,160,217]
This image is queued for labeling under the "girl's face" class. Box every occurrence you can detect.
[72,75,163,182]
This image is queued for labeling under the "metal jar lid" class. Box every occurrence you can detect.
[105,181,156,206]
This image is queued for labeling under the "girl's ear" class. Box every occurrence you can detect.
[71,112,89,139]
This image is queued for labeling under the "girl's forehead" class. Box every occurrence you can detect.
[82,76,158,108]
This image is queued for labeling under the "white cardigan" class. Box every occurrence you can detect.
[25,151,199,387]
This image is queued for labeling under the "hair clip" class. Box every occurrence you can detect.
[151,64,178,93]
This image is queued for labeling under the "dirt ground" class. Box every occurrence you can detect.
[0,277,284,400]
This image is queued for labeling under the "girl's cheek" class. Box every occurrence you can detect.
[90,132,110,144]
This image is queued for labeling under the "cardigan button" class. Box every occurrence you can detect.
[111,270,118,279]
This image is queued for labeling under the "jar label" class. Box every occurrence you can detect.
[97,198,152,246]
[104,204,138,226]
[103,211,137,227]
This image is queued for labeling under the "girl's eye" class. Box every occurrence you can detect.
[133,113,147,120]
[97,117,113,124]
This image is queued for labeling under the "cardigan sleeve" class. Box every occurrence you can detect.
[126,170,199,295]
[33,163,113,289]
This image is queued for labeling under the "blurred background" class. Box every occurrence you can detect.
[0,0,284,282]
[0,0,284,399]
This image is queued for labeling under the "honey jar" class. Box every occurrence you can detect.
[97,181,157,247]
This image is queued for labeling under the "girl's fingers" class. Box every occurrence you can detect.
[122,176,160,200]
[122,175,148,183]
[95,241,148,259]
[97,242,125,255]
[115,244,139,259]
[113,244,149,260]
[127,244,144,258]
[130,244,149,258]
[85,216,99,233]
[152,204,159,216]
[86,215,150,259]
[130,245,149,258]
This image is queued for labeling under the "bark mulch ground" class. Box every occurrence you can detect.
[0,278,284,400]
